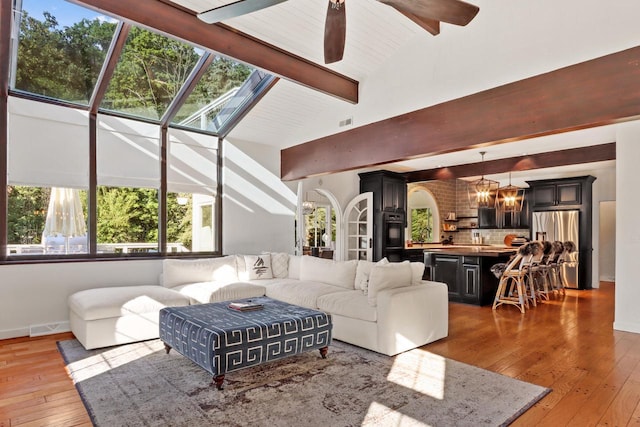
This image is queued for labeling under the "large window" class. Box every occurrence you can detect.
[2,0,271,260]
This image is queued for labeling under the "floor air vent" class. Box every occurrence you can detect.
[29,321,70,337]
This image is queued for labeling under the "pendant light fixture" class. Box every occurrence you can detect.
[497,172,524,213]
[467,151,499,208]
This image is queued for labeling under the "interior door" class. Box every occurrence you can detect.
[343,192,373,261]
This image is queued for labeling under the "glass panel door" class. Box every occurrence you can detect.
[343,192,373,261]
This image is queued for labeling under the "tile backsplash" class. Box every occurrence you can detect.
[409,179,528,246]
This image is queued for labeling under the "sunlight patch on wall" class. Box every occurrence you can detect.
[224,143,296,216]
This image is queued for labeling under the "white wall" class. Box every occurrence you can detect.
[0,260,162,340]
[599,201,616,282]
[222,139,297,254]
[614,123,640,334]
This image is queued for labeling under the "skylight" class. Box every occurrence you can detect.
[11,0,117,105]
[8,0,275,136]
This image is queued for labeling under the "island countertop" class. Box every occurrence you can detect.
[406,244,517,257]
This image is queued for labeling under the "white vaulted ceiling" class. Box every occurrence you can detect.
[167,0,640,174]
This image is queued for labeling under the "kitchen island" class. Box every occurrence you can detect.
[410,245,517,306]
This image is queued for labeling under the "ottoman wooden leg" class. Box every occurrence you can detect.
[213,375,225,390]
[164,343,172,354]
[319,346,328,359]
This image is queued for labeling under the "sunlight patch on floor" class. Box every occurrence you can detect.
[363,401,433,426]
[67,340,162,383]
[387,348,446,400]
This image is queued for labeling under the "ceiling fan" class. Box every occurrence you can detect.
[198,0,479,65]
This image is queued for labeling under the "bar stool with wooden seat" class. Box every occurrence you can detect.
[492,244,536,313]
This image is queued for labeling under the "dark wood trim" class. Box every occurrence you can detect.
[159,127,168,255]
[216,137,224,254]
[90,21,130,113]
[88,113,98,254]
[160,52,214,126]
[281,46,640,181]
[218,75,280,139]
[405,143,616,182]
[0,0,11,260]
[74,0,359,104]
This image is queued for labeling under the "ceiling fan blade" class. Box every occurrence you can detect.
[324,1,346,64]
[397,11,440,35]
[378,0,478,26]
[197,0,289,23]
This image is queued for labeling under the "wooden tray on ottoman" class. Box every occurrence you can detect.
[159,296,332,390]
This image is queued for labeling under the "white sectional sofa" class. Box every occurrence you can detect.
[68,254,449,356]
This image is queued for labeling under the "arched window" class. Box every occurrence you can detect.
[407,188,440,243]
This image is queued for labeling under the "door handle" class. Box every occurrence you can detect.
[369,238,373,248]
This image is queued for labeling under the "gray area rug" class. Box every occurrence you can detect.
[58,339,549,427]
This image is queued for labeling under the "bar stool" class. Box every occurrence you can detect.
[546,241,565,295]
[522,241,544,307]
[492,244,535,313]
[532,241,554,301]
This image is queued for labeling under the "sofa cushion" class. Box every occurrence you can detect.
[317,290,377,322]
[410,262,426,284]
[162,256,238,288]
[170,281,266,304]
[68,286,190,321]
[300,256,358,290]
[355,258,389,295]
[367,261,413,306]
[288,255,302,279]
[265,280,348,309]
[246,278,299,288]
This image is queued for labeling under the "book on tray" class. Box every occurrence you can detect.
[228,301,264,312]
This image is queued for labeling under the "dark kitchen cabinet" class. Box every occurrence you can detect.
[433,254,459,299]
[360,170,406,213]
[530,180,584,208]
[478,207,497,228]
[359,170,407,261]
[461,259,480,300]
[430,252,513,305]
[526,175,596,289]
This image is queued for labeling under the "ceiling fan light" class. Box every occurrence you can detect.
[329,0,345,9]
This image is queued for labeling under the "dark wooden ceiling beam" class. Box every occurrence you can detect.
[73,0,358,104]
[281,46,640,181]
[405,143,616,182]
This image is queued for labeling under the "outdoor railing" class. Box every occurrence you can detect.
[8,242,189,255]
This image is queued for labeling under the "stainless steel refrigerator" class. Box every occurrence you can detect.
[531,210,580,288]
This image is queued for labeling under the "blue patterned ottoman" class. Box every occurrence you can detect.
[159,296,332,389]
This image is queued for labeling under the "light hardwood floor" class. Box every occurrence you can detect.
[1,282,639,426]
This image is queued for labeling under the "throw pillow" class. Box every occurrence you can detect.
[268,252,289,278]
[244,254,273,280]
[367,261,412,306]
[355,258,389,295]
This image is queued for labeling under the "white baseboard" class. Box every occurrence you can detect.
[599,275,615,282]
[0,327,29,340]
[613,321,640,334]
